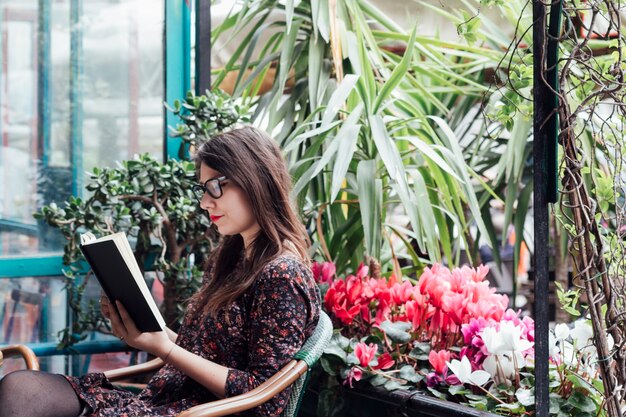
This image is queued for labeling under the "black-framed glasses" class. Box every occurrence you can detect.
[192,176,228,201]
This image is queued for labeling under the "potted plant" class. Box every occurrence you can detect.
[305,260,604,417]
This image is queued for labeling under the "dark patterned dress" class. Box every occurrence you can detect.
[65,254,321,417]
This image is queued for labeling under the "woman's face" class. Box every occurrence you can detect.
[198,163,260,247]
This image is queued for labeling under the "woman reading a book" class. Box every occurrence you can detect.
[0,126,321,417]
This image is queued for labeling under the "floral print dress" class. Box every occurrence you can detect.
[65,254,321,417]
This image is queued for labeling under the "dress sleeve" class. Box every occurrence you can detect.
[224,260,311,416]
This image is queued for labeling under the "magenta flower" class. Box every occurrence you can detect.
[311,261,336,284]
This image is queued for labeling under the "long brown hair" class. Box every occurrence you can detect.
[190,126,309,318]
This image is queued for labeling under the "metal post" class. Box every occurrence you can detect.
[546,1,562,203]
[195,0,211,94]
[532,1,550,416]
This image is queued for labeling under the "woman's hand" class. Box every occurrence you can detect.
[100,295,174,359]
[100,294,113,320]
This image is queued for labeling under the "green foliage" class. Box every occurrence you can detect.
[166,89,251,153]
[35,90,249,347]
[214,0,506,273]
[35,155,211,345]
[555,282,582,318]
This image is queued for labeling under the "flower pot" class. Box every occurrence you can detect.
[299,384,501,417]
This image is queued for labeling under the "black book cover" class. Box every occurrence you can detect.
[80,240,163,333]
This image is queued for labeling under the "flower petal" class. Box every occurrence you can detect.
[469,370,491,386]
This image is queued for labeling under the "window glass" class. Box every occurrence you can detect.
[0,0,164,257]
[0,275,66,346]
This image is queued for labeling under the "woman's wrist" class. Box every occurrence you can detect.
[160,342,177,363]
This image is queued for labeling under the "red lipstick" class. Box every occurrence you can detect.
[210,215,223,222]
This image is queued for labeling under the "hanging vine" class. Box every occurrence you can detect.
[553,0,626,414]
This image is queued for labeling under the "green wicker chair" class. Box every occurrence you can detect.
[105,311,333,417]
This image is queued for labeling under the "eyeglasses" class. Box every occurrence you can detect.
[192,176,228,201]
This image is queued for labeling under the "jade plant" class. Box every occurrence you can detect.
[35,89,250,347]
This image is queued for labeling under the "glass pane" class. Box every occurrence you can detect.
[0,275,66,344]
[0,0,165,257]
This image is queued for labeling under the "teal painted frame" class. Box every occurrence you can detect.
[0,256,68,278]
[70,0,84,196]
[164,0,191,160]
[38,0,51,169]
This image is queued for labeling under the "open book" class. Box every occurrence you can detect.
[79,232,165,333]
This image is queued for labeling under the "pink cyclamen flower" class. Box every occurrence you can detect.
[390,281,414,305]
[428,349,451,375]
[441,292,468,325]
[343,367,363,388]
[356,262,369,279]
[461,317,489,346]
[354,342,378,367]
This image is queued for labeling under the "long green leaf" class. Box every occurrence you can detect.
[268,19,301,127]
[330,105,364,202]
[283,120,341,153]
[412,170,439,258]
[512,179,533,305]
[357,160,382,260]
[342,30,375,115]
[372,26,417,114]
[321,74,360,126]
[401,137,462,181]
[293,132,340,195]
[308,35,327,113]
[428,116,489,241]
[311,0,330,42]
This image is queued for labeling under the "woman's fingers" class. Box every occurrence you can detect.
[106,300,127,337]
[100,295,113,319]
[115,301,139,336]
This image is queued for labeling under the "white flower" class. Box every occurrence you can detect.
[570,320,593,348]
[482,355,498,378]
[498,321,533,352]
[548,332,560,358]
[481,322,533,355]
[482,326,506,355]
[447,356,491,386]
[482,352,525,383]
[560,340,576,366]
[554,323,570,341]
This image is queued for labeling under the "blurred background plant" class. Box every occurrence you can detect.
[211,0,515,277]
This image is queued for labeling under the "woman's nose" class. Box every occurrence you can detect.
[199,192,216,210]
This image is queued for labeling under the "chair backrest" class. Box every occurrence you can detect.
[282,310,333,417]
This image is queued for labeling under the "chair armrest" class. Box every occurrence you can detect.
[0,344,40,371]
[104,358,164,382]
[177,360,309,417]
